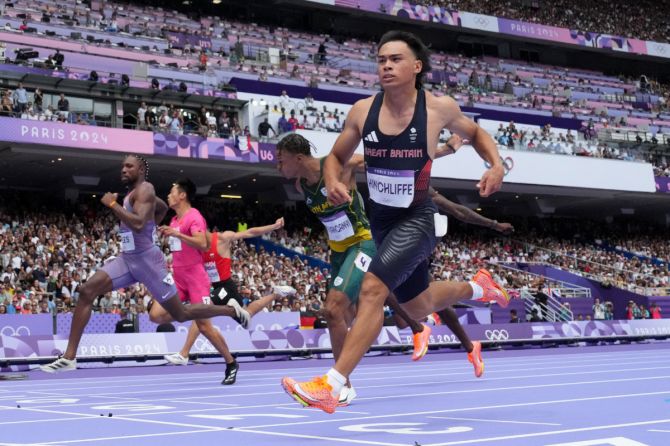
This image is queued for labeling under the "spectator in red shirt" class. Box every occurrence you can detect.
[20,302,32,314]
[287,112,299,131]
[650,303,662,319]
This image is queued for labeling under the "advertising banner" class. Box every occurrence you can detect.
[1,117,269,165]
[2,117,154,154]
[498,18,573,43]
[165,32,212,50]
[460,12,499,33]
[646,41,670,59]
[0,314,52,336]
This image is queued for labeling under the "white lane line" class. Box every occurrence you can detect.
[0,405,234,444]
[8,374,668,418]
[328,410,372,415]
[225,416,670,446]
[0,369,667,416]
[11,350,670,389]
[85,376,670,420]
[17,428,224,445]
[24,392,68,397]
[0,404,226,430]
[355,375,670,404]
[238,389,670,430]
[427,415,562,426]
[426,419,670,445]
[170,400,239,407]
[33,360,670,398]
[83,395,142,401]
[648,429,670,432]
[228,427,408,446]
[0,416,107,426]
[276,406,370,415]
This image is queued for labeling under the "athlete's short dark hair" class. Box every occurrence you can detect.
[378,30,431,90]
[276,133,313,156]
[174,177,196,203]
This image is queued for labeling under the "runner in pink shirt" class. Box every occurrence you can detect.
[162,180,211,305]
[154,177,243,384]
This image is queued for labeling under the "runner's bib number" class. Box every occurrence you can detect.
[169,236,182,252]
[366,167,414,208]
[320,211,355,241]
[205,261,220,282]
[120,231,135,252]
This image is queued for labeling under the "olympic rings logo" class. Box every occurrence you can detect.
[474,17,490,26]
[485,156,514,176]
[194,337,214,351]
[0,326,31,336]
[484,329,510,341]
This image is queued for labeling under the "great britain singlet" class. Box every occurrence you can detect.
[361,89,432,211]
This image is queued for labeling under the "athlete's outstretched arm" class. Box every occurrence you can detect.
[101,182,155,232]
[429,188,514,234]
[224,217,284,240]
[439,96,504,197]
[324,99,367,206]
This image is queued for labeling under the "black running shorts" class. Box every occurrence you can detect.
[368,199,439,303]
[210,278,244,306]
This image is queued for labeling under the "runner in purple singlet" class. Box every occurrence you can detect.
[40,155,250,373]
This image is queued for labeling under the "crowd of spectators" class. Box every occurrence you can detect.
[4,75,667,173]
[0,195,328,317]
[4,0,670,171]
[262,93,347,137]
[492,120,643,161]
[135,101,241,139]
[6,0,670,117]
[0,85,101,125]
[426,0,670,43]
[498,218,670,295]
[1,193,668,324]
[652,160,670,177]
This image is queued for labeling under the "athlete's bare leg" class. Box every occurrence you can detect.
[436,307,474,352]
[63,270,113,359]
[385,293,423,333]
[193,319,235,364]
[247,293,281,317]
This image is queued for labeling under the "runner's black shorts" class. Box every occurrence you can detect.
[368,199,439,303]
[210,278,244,306]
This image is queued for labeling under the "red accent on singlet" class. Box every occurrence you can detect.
[201,232,232,281]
